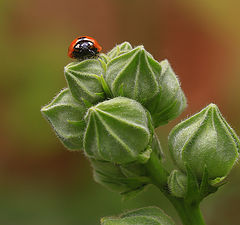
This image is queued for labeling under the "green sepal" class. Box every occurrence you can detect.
[199,165,210,199]
[209,176,227,187]
[41,88,87,150]
[199,166,218,200]
[168,165,220,202]
[64,59,105,106]
[184,164,200,204]
[101,207,176,225]
[184,164,219,203]
[98,74,113,98]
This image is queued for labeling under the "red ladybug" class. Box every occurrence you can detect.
[68,36,102,60]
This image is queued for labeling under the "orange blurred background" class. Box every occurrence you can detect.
[1,0,240,224]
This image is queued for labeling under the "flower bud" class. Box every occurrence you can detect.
[105,45,186,127]
[101,207,176,225]
[144,59,187,127]
[84,97,153,164]
[90,158,149,195]
[90,132,162,195]
[168,170,187,198]
[105,46,161,106]
[64,59,105,106]
[41,89,87,150]
[169,103,240,180]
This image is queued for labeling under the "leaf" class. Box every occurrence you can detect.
[101,207,176,225]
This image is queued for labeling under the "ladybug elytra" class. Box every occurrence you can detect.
[68,36,102,60]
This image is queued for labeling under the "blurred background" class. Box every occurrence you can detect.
[1,0,240,224]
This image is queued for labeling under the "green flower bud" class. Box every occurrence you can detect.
[41,89,87,150]
[101,207,176,225]
[144,59,187,127]
[90,158,149,195]
[169,103,240,180]
[64,59,105,107]
[107,41,133,59]
[105,45,186,127]
[168,170,187,198]
[105,46,161,105]
[90,133,162,195]
[84,97,153,164]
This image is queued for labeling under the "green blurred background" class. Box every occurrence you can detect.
[1,0,240,224]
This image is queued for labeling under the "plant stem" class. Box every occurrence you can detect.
[168,198,206,225]
[146,152,206,225]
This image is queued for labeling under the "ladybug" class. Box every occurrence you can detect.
[68,36,102,60]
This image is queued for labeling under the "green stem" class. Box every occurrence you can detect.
[145,152,206,225]
[168,198,206,225]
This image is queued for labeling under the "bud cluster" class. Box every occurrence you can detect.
[41,42,239,200]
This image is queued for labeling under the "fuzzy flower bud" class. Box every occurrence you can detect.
[90,133,162,195]
[84,97,153,164]
[64,59,105,106]
[41,89,87,150]
[105,45,186,127]
[105,46,161,106]
[169,103,240,180]
[168,170,187,198]
[144,60,186,127]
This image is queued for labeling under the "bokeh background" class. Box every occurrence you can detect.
[1,0,240,224]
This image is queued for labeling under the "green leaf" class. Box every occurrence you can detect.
[41,88,87,150]
[101,207,176,225]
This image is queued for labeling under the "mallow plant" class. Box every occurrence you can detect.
[41,41,240,225]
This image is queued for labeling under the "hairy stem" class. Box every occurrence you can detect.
[146,152,206,225]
